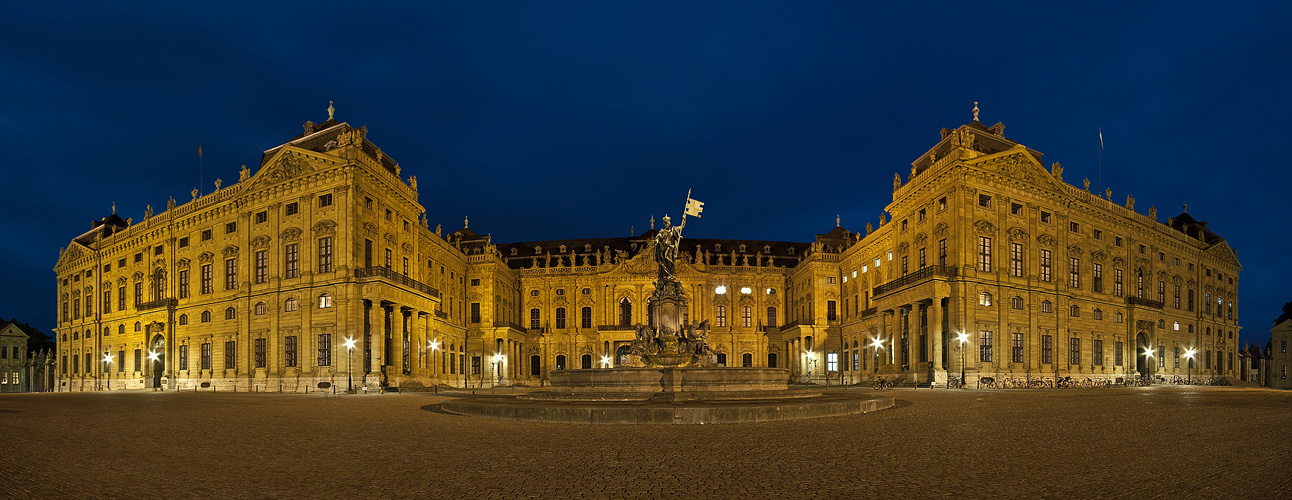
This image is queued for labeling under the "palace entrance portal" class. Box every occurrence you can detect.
[150,334,166,389]
[1135,332,1149,378]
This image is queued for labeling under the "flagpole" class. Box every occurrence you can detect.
[1097,128,1103,193]
[199,140,205,197]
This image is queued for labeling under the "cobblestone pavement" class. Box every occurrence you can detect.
[1,386,1289,499]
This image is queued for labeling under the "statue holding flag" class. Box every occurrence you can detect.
[653,190,704,287]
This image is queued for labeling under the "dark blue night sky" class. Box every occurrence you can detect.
[2,2,1288,345]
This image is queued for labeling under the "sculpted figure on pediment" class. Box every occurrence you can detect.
[973,220,996,235]
[222,245,239,258]
[1007,227,1028,242]
[281,227,302,242]
[312,220,337,236]
[1067,245,1083,257]
[1036,234,1058,248]
[198,252,214,263]
[933,223,948,238]
[251,236,271,249]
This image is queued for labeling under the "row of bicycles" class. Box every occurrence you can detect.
[869,374,1232,390]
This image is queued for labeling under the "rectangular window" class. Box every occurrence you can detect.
[1093,263,1103,293]
[179,237,189,248]
[939,197,947,211]
[402,257,409,276]
[1011,202,1023,215]
[178,269,189,299]
[1159,345,1166,368]
[134,282,142,306]
[530,309,541,330]
[285,336,298,368]
[179,345,188,371]
[103,289,111,314]
[255,211,267,224]
[1093,340,1103,366]
[1188,289,1195,312]
[224,341,236,369]
[827,352,838,372]
[901,255,908,276]
[319,193,332,207]
[977,236,992,272]
[225,258,237,290]
[979,331,993,362]
[938,239,947,266]
[255,250,267,284]
[135,350,143,372]
[201,229,212,241]
[741,305,752,327]
[1041,335,1053,364]
[1010,243,1023,277]
[1039,249,1052,282]
[979,194,991,208]
[919,247,927,269]
[201,343,211,370]
[385,249,392,269]
[1041,211,1052,223]
[1069,338,1081,365]
[1114,269,1123,296]
[118,286,126,311]
[555,307,567,329]
[1174,347,1181,368]
[581,307,592,329]
[716,305,727,327]
[470,303,481,324]
[225,221,237,234]
[827,301,837,321]
[1093,229,1102,240]
[1115,341,1124,366]
[317,334,332,367]
[285,202,298,216]
[1069,258,1080,288]
[1205,349,1211,370]
[284,243,299,279]
[1157,281,1166,304]
[472,356,481,375]
[318,237,333,273]
[1011,332,1023,363]
[254,338,266,368]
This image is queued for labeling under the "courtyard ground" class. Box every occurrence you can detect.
[1,386,1289,499]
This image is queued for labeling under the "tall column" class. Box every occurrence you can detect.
[878,312,888,370]
[931,298,944,376]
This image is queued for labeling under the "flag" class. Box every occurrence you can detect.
[685,197,704,218]
[1098,128,1103,149]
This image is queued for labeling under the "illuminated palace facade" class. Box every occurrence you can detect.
[53,108,1241,391]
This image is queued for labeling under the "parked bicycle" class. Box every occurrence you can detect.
[946,376,965,389]
[872,378,894,390]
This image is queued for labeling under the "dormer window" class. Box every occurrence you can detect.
[559,245,567,253]
[585,244,592,252]
[739,244,746,253]
[510,248,518,256]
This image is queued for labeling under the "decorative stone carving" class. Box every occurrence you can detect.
[1089,251,1105,262]
[177,258,190,269]
[311,220,337,236]
[250,236,271,249]
[384,233,396,244]
[198,252,214,263]
[117,276,127,286]
[363,222,378,237]
[1007,227,1028,241]
[933,223,949,238]
[281,228,302,242]
[401,242,413,254]
[1066,245,1083,257]
[222,245,239,258]
[913,232,927,245]
[1112,256,1125,266]
[973,220,996,235]
[896,242,909,254]
[1036,234,1058,248]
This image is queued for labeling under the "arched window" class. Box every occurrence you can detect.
[580,354,592,369]
[1116,311,1124,323]
[1011,297,1023,310]
[766,306,777,328]
[1157,319,1165,329]
[285,297,298,312]
[1093,308,1103,320]
[619,298,632,326]
[118,324,125,335]
[742,353,753,367]
[1041,300,1052,313]
[529,308,541,330]
[255,302,267,315]
[555,354,566,370]
[72,331,79,340]
[615,344,631,365]
[201,311,211,323]
[1173,321,1179,331]
[225,307,236,320]
[716,353,727,366]
[979,292,992,306]
[1069,305,1079,317]
[318,293,333,308]
[103,326,111,337]
[134,321,141,332]
[178,314,188,326]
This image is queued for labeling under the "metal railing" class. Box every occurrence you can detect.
[872,265,958,297]
[493,321,529,333]
[780,319,814,329]
[1125,296,1165,309]
[598,324,636,331]
[860,307,878,318]
[433,310,449,320]
[355,266,440,297]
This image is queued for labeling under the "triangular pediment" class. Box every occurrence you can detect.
[1205,240,1242,269]
[244,147,332,192]
[54,242,89,272]
[966,145,1064,192]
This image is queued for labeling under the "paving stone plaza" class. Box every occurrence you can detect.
[2,387,1290,499]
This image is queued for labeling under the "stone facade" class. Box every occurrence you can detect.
[1268,320,1292,388]
[53,106,1243,390]
[0,323,28,392]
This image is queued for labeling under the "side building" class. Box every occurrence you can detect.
[52,106,1242,390]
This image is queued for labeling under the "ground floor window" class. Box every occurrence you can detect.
[768,353,777,368]
[556,354,566,370]
[742,352,753,367]
[716,353,727,366]
[580,354,592,369]
[826,352,837,372]
[530,355,541,376]
[1041,336,1053,364]
[1114,341,1124,366]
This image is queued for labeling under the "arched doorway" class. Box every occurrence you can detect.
[1135,331,1149,377]
[768,353,778,368]
[615,344,631,366]
[149,334,166,388]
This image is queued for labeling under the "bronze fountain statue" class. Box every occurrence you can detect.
[627,191,714,367]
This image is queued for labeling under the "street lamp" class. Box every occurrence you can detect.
[1184,347,1196,385]
[1143,346,1155,382]
[804,351,815,384]
[146,350,161,391]
[428,339,440,392]
[493,353,504,386]
[102,352,113,390]
[344,336,357,393]
[956,332,969,389]
[870,338,884,379]
[600,355,612,368]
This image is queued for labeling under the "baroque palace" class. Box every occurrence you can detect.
[53,104,1242,391]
